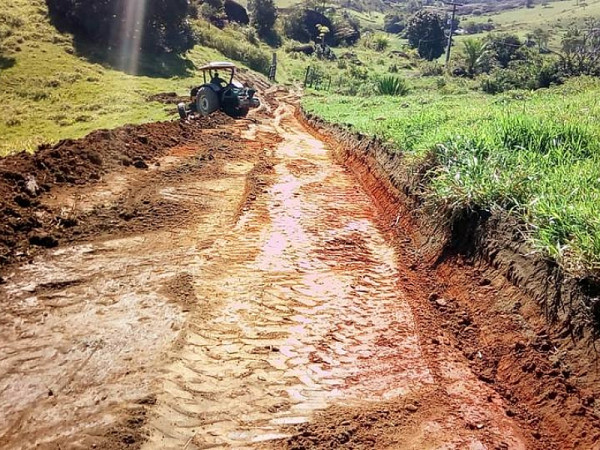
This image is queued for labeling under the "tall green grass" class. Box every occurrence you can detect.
[303,78,600,273]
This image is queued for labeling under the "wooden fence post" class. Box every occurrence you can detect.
[304,66,311,88]
[269,53,277,81]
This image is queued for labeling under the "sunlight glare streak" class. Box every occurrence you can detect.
[118,0,148,74]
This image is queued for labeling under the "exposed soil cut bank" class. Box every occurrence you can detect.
[299,110,600,449]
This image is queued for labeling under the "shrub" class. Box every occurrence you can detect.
[420,61,444,76]
[374,35,390,52]
[462,21,495,35]
[377,76,410,96]
[481,58,563,94]
[349,64,369,80]
[194,22,270,74]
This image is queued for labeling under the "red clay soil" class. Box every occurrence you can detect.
[283,118,600,450]
[0,114,232,269]
[3,94,600,449]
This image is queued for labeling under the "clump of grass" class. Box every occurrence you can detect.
[376,76,409,96]
[430,113,600,272]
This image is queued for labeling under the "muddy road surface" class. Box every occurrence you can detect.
[0,93,595,449]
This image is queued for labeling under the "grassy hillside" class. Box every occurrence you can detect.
[0,0,249,156]
[467,0,600,42]
[303,77,600,273]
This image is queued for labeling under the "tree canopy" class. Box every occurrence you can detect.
[248,0,278,39]
[406,10,446,61]
[46,0,194,54]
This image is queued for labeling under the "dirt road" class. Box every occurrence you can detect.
[0,94,592,449]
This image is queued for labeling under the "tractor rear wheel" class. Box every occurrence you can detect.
[196,87,219,116]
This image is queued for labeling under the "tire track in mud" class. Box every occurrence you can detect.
[0,122,273,449]
[142,105,531,449]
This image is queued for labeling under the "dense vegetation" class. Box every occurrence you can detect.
[46,0,195,53]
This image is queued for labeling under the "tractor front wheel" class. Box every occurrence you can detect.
[196,87,219,116]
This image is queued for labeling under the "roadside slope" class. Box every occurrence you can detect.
[299,108,600,449]
[0,0,268,155]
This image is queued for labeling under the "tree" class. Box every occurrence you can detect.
[248,0,277,39]
[224,0,249,25]
[406,10,446,61]
[559,22,600,76]
[46,0,194,54]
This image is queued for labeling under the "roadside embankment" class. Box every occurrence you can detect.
[300,108,600,448]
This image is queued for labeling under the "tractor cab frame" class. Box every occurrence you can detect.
[178,61,260,119]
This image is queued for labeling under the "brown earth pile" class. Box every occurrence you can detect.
[0,114,232,268]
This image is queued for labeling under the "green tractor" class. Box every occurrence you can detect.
[178,61,260,119]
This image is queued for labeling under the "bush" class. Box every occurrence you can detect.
[481,58,563,94]
[373,35,390,52]
[349,64,369,80]
[46,0,195,54]
[462,21,495,35]
[377,76,410,96]
[194,22,271,74]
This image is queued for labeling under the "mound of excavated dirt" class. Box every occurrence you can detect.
[147,92,190,105]
[0,114,233,267]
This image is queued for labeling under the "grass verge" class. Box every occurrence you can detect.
[303,77,600,274]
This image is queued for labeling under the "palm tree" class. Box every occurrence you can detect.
[461,38,488,76]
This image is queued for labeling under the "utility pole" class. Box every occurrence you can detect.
[444,1,463,66]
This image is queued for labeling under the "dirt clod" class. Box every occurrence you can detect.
[29,233,58,248]
[0,113,233,267]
